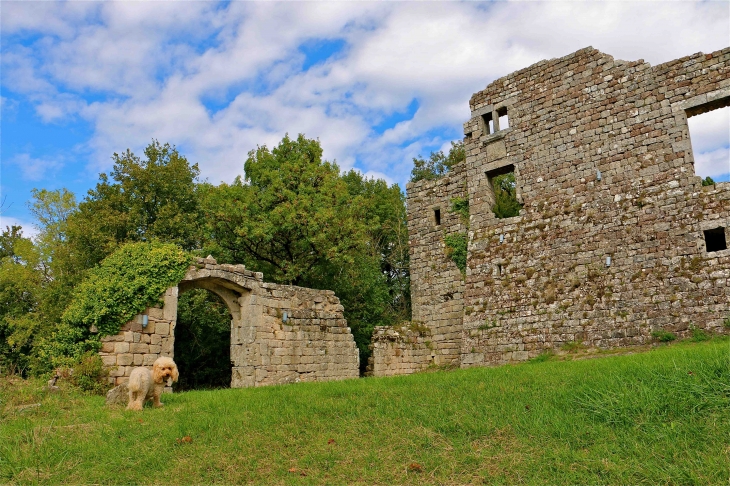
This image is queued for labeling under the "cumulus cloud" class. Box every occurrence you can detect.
[0,215,39,239]
[9,153,65,181]
[2,0,729,192]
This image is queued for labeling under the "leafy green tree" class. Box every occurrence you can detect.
[67,140,202,270]
[410,141,465,183]
[0,227,43,375]
[341,170,411,323]
[202,135,409,367]
[203,134,367,286]
[701,176,716,187]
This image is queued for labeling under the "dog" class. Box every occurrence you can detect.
[126,356,179,411]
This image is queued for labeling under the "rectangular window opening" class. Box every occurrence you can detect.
[497,107,509,130]
[434,208,441,226]
[481,112,493,135]
[704,227,727,253]
[486,165,522,219]
[686,98,730,185]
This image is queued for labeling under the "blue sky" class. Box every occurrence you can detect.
[2,1,729,236]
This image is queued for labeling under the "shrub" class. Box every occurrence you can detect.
[651,330,677,343]
[32,323,101,375]
[70,352,111,395]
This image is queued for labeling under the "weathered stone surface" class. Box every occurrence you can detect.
[99,258,360,387]
[373,46,730,377]
[105,383,128,406]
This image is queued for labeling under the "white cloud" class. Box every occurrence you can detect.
[2,0,729,190]
[10,153,64,182]
[0,216,39,239]
[688,108,730,152]
[694,147,730,180]
[688,107,730,179]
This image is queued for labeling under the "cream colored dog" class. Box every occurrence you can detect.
[126,357,179,411]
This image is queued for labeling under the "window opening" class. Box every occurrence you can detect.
[434,208,441,226]
[686,101,730,184]
[704,227,727,253]
[497,107,509,130]
[486,165,522,218]
[482,112,493,135]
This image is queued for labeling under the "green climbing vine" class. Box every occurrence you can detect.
[62,242,192,337]
[450,196,470,227]
[444,233,468,276]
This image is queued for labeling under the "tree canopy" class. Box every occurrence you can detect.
[2,135,411,378]
[409,140,465,183]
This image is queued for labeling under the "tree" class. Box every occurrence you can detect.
[0,226,44,375]
[341,170,411,323]
[409,140,465,183]
[202,134,410,367]
[203,134,367,286]
[67,140,202,270]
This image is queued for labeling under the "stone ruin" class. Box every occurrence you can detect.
[368,46,730,375]
[100,256,360,388]
[101,47,729,385]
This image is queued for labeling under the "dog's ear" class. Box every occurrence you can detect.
[171,363,179,382]
[152,360,164,384]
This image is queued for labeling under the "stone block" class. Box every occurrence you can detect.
[130,343,149,354]
[114,342,129,354]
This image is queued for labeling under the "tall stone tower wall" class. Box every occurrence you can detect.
[390,46,730,374]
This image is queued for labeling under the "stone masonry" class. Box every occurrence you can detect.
[101,257,360,387]
[371,46,730,375]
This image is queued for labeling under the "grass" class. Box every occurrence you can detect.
[2,338,730,484]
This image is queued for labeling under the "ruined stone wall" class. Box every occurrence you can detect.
[406,163,468,367]
[404,46,730,371]
[100,258,359,387]
[365,326,434,377]
[235,281,360,387]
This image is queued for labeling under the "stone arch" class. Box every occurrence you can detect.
[100,257,360,388]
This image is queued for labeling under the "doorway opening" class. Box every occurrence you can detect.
[173,289,232,391]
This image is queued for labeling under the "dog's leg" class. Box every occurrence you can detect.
[127,391,143,411]
[152,387,164,408]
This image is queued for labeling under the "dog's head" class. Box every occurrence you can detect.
[152,357,179,386]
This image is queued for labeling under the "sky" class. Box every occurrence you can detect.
[2,1,729,236]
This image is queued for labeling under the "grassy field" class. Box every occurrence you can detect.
[2,338,730,485]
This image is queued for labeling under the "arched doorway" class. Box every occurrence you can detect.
[176,274,250,390]
[173,289,232,390]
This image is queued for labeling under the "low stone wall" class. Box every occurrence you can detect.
[366,326,435,377]
[232,283,360,387]
[99,258,360,387]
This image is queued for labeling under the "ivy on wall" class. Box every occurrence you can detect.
[444,233,468,276]
[450,196,470,227]
[62,242,192,337]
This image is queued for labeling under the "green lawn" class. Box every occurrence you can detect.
[2,338,730,485]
